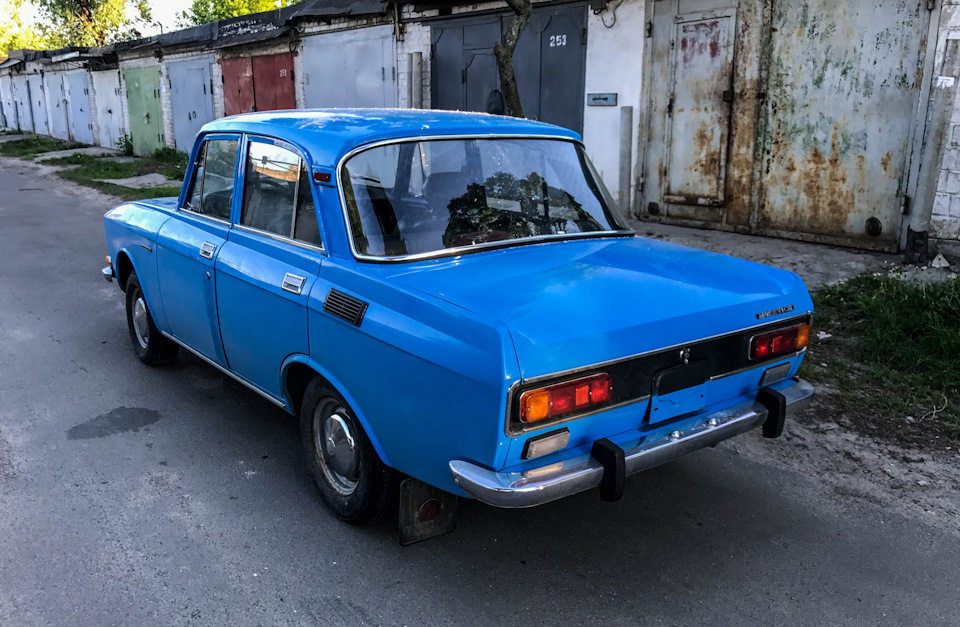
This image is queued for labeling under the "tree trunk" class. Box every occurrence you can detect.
[494,0,532,118]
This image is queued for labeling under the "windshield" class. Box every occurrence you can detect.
[340,138,630,259]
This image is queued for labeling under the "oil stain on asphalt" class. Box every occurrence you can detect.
[67,407,160,440]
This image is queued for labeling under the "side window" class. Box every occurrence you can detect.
[183,138,239,221]
[242,140,322,247]
[294,164,321,246]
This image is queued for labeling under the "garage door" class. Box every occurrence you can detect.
[167,58,215,151]
[301,26,397,108]
[221,52,296,116]
[67,71,94,145]
[92,70,124,150]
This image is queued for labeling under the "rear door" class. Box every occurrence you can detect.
[216,136,323,398]
[156,134,241,364]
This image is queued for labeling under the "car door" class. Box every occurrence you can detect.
[156,134,240,365]
[215,136,324,398]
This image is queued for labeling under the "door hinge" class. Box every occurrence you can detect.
[901,195,911,215]
[646,21,653,37]
[581,26,587,45]
[927,0,936,10]
[461,68,466,84]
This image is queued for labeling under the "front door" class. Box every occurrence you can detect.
[156,134,240,364]
[216,136,323,398]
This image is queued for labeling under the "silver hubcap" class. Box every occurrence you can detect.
[313,402,359,495]
[133,296,149,349]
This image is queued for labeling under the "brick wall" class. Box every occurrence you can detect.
[396,21,431,109]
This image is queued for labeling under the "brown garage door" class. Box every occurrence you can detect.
[221,52,296,116]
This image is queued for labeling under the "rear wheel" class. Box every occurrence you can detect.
[300,379,398,524]
[125,272,179,366]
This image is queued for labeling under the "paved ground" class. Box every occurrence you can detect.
[2,156,959,626]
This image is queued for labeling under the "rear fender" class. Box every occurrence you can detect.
[280,354,392,468]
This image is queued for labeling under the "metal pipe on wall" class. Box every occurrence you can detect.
[411,52,423,109]
[619,105,633,213]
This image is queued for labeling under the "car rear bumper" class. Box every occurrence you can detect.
[449,378,814,508]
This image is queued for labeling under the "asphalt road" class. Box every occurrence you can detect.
[1,157,958,626]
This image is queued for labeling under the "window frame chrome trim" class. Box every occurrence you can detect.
[335,134,635,264]
[237,133,327,251]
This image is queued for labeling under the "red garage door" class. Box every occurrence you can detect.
[221,52,296,116]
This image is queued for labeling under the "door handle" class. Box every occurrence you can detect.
[281,273,306,295]
[199,242,217,259]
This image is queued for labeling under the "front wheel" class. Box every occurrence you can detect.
[300,380,398,524]
[125,272,179,366]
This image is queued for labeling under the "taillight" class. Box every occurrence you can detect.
[749,324,810,361]
[519,373,613,423]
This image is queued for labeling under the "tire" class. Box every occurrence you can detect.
[125,271,179,366]
[300,379,398,524]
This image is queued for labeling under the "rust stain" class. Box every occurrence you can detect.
[880,151,893,174]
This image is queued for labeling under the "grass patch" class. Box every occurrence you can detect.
[50,150,187,201]
[805,272,960,443]
[0,136,85,158]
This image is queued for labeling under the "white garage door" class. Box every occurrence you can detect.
[301,26,397,109]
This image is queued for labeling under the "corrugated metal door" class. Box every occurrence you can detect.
[220,57,254,116]
[251,52,296,112]
[757,0,930,250]
[66,71,94,145]
[123,67,165,156]
[47,73,70,140]
[27,75,47,136]
[13,76,33,133]
[302,26,397,107]
[168,58,215,151]
[431,4,587,132]
[91,70,124,149]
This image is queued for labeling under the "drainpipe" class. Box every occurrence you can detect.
[411,52,423,109]
[619,105,633,213]
[909,39,960,263]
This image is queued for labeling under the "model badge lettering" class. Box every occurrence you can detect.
[756,305,795,319]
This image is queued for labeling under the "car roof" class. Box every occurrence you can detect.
[200,109,582,167]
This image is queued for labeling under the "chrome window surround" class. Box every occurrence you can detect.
[239,134,327,253]
[335,134,635,264]
[180,134,241,226]
[503,312,813,437]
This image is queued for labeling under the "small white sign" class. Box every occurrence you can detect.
[936,76,955,88]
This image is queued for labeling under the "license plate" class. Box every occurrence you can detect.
[649,363,708,424]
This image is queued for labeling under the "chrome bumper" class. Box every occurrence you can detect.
[450,378,814,508]
[101,265,114,283]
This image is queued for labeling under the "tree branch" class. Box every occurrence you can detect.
[494,0,532,118]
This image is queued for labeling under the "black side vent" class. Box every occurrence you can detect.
[323,289,368,327]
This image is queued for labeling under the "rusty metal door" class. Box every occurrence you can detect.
[221,57,254,116]
[251,52,296,112]
[663,11,736,207]
[641,0,757,224]
[757,0,931,250]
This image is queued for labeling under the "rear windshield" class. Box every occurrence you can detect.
[340,138,629,259]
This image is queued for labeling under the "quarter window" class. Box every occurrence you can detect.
[184,138,239,221]
[241,141,321,246]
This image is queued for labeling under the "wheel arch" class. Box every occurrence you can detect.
[281,355,392,468]
[115,249,135,293]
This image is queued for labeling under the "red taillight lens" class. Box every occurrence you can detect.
[519,373,613,423]
[749,324,810,361]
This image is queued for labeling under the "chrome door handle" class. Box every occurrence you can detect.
[281,273,306,295]
[199,242,216,259]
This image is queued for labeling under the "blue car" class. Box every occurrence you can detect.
[102,110,813,529]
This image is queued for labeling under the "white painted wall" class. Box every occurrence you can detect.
[581,0,645,207]
[397,21,431,109]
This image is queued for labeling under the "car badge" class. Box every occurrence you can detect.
[755,305,794,319]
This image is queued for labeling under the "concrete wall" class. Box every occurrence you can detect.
[581,0,645,203]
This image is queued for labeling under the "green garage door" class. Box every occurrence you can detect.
[123,67,165,156]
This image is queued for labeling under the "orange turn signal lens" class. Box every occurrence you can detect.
[796,324,810,349]
[520,389,551,423]
[519,373,613,423]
